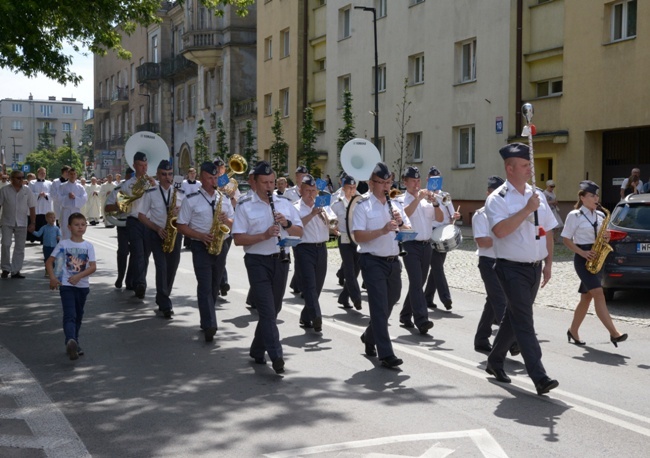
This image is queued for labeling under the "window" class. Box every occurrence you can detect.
[189,84,197,117]
[410,53,424,85]
[264,36,273,60]
[130,63,135,88]
[316,58,326,71]
[11,120,23,130]
[215,66,223,105]
[611,0,636,41]
[408,132,423,162]
[117,114,122,135]
[130,109,135,133]
[62,122,71,132]
[140,105,145,124]
[373,64,386,93]
[62,105,73,115]
[98,82,103,101]
[124,111,129,134]
[315,120,326,132]
[459,39,477,83]
[280,88,289,117]
[177,87,185,120]
[152,35,159,63]
[40,105,53,116]
[376,0,387,18]
[264,93,273,116]
[339,7,351,39]
[281,29,290,58]
[153,92,160,123]
[410,0,425,5]
[458,126,476,167]
[203,72,210,108]
[338,75,351,107]
[11,103,22,112]
[536,78,563,97]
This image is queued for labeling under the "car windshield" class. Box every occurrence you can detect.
[612,204,650,230]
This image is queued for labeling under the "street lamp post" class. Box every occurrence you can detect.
[354,6,379,151]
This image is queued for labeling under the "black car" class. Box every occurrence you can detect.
[602,194,650,301]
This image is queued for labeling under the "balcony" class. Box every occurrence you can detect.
[96,140,110,151]
[232,98,257,118]
[136,62,161,84]
[181,30,224,67]
[136,122,159,134]
[95,98,110,113]
[110,87,129,105]
[111,134,127,148]
[161,55,197,80]
[37,128,58,135]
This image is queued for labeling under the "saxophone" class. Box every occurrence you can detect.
[162,186,179,253]
[207,191,231,256]
[585,205,613,274]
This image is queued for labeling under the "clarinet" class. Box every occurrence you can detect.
[384,191,407,257]
[267,191,290,263]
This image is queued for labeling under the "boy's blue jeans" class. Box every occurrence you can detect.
[60,286,89,345]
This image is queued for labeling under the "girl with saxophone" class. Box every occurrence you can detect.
[561,180,627,347]
[177,162,234,343]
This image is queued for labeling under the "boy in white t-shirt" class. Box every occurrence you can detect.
[45,212,97,360]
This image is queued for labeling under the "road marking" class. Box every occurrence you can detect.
[264,429,508,457]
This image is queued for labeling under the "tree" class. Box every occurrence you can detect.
[269,109,289,176]
[37,127,56,152]
[299,106,319,173]
[393,78,413,176]
[0,0,254,85]
[215,118,229,161]
[242,119,257,166]
[336,90,356,172]
[25,146,83,179]
[194,119,211,166]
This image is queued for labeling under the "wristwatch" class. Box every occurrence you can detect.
[282,220,293,229]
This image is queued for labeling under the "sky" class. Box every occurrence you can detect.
[0,46,94,108]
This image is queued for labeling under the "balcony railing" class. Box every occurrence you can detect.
[110,87,129,104]
[136,63,161,84]
[161,55,197,79]
[111,134,127,148]
[37,128,58,135]
[136,122,159,133]
[182,30,223,50]
[232,98,257,117]
[95,98,110,112]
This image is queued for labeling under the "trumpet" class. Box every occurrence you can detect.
[389,188,403,199]
[429,191,451,206]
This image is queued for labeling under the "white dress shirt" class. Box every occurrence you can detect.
[352,193,411,257]
[560,208,605,245]
[177,188,234,236]
[295,199,332,244]
[399,191,436,241]
[472,206,496,258]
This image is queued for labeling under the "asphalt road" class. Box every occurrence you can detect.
[1,225,649,457]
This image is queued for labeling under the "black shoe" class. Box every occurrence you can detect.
[77,346,85,356]
[567,329,586,346]
[426,301,438,310]
[360,334,377,357]
[353,299,362,310]
[381,355,404,368]
[313,317,323,333]
[337,272,345,286]
[443,300,453,310]
[474,343,493,353]
[400,319,415,329]
[535,377,559,395]
[272,357,285,374]
[135,284,145,299]
[11,272,25,279]
[485,364,511,383]
[1,270,9,278]
[204,326,217,342]
[509,343,521,356]
[611,333,628,348]
[292,288,301,295]
[418,320,434,334]
[163,310,173,319]
[338,300,353,309]
[299,320,313,329]
[66,339,79,361]
[250,352,266,365]
[220,283,230,296]
[114,280,122,289]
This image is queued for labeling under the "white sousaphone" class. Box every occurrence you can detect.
[340,138,382,244]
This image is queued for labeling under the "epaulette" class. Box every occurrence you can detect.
[144,187,157,193]
[498,185,508,198]
[114,185,122,191]
[176,188,186,194]
[238,196,252,205]
[186,192,199,199]
[358,195,370,203]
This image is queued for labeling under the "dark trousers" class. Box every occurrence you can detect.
[245,254,290,361]
[295,243,327,322]
[150,230,182,312]
[127,217,151,290]
[337,240,361,304]
[190,239,230,330]
[399,241,432,327]
[289,247,302,292]
[60,286,89,345]
[116,225,131,287]
[360,254,402,359]
[424,249,451,305]
[474,256,508,346]
[488,260,547,383]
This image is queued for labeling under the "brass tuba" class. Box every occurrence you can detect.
[207,191,231,256]
[585,205,613,274]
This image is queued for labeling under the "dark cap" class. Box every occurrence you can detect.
[499,143,530,161]
[214,156,225,167]
[372,162,391,180]
[428,166,441,177]
[133,152,147,162]
[252,161,274,176]
[579,180,599,195]
[487,175,505,190]
[342,175,357,186]
[296,165,309,174]
[157,160,172,171]
[301,174,316,186]
[200,161,218,176]
[125,167,134,174]
[403,166,421,179]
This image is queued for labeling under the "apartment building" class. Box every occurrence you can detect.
[0,95,84,165]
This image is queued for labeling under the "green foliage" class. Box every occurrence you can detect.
[336,90,356,172]
[216,118,229,161]
[393,78,413,177]
[242,119,257,166]
[25,146,83,179]
[269,109,289,176]
[0,0,254,85]
[299,106,319,173]
[37,128,56,152]
[194,119,211,166]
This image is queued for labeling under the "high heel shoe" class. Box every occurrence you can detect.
[567,329,586,346]
[610,333,628,348]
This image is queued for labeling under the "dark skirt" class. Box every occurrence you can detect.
[574,244,603,293]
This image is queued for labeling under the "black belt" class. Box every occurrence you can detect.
[127,216,139,221]
[298,242,326,247]
[497,258,543,267]
[479,255,496,261]
[363,253,400,262]
[404,240,430,246]
[577,243,593,250]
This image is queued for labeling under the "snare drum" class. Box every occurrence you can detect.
[430,224,462,252]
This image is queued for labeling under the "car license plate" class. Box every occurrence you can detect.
[637,243,650,253]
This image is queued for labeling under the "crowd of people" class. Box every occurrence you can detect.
[0,143,629,393]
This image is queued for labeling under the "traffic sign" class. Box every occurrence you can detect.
[22,164,30,173]
[11,162,18,169]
